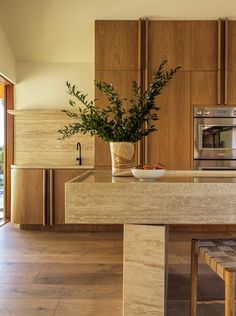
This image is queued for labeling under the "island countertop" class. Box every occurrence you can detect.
[65,170,236,225]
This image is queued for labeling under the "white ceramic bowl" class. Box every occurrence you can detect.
[131,168,165,180]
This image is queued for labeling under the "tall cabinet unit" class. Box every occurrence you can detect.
[95,20,192,170]
[146,21,191,169]
[95,21,140,167]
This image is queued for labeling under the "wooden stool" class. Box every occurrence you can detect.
[190,239,236,316]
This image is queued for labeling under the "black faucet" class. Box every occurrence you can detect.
[76,142,82,165]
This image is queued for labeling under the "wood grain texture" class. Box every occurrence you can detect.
[65,170,236,225]
[95,71,139,168]
[123,224,166,316]
[227,20,236,71]
[191,71,217,105]
[147,71,191,169]
[9,110,94,166]
[227,71,236,104]
[53,169,87,224]
[148,21,191,70]
[95,20,138,71]
[191,21,218,71]
[11,168,45,224]
[225,271,235,316]
[0,223,122,316]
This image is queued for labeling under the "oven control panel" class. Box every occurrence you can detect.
[194,107,236,118]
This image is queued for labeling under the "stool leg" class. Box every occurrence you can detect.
[225,270,235,316]
[190,240,198,316]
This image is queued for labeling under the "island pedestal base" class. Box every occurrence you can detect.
[123,224,168,316]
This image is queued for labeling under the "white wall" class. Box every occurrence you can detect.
[0,24,16,83]
[15,62,93,109]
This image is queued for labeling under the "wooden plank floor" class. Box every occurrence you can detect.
[1,224,236,315]
[0,223,123,316]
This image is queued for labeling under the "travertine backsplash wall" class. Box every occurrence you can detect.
[11,110,94,166]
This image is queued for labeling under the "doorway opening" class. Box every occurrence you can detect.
[0,76,14,224]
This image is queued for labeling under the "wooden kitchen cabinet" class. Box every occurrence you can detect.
[191,21,218,71]
[95,20,139,71]
[147,21,191,169]
[95,19,192,169]
[53,169,86,224]
[190,19,236,106]
[191,71,218,104]
[226,20,236,104]
[190,21,219,105]
[147,71,191,169]
[11,167,87,225]
[11,168,46,224]
[148,21,191,70]
[95,20,139,168]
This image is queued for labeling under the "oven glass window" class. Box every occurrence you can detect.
[201,125,236,149]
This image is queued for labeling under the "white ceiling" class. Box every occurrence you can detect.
[1,0,236,63]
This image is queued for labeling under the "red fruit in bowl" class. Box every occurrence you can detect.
[143,164,153,170]
[154,163,165,169]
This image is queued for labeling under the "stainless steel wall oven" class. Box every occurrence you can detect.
[194,107,236,170]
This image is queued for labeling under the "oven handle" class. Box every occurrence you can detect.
[198,166,236,170]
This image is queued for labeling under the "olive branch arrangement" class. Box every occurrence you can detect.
[58,60,180,142]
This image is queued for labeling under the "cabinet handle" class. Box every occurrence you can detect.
[217,18,222,104]
[144,18,149,164]
[224,18,228,105]
[137,18,142,166]
[42,169,46,226]
[49,169,53,226]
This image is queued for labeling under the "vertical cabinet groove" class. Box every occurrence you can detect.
[42,169,46,226]
[224,18,229,104]
[49,169,53,226]
[144,18,149,165]
[217,18,222,104]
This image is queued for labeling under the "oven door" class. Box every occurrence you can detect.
[194,117,236,159]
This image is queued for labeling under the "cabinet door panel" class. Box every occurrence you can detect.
[95,20,138,70]
[147,71,191,170]
[191,71,217,104]
[191,21,218,71]
[11,169,45,224]
[53,169,87,224]
[227,71,236,104]
[95,70,139,167]
[227,21,236,71]
[148,21,191,70]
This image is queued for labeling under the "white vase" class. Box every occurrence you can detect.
[110,142,135,177]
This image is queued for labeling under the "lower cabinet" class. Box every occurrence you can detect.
[52,169,86,224]
[11,168,46,224]
[11,168,86,225]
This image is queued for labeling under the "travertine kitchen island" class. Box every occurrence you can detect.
[65,170,236,316]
